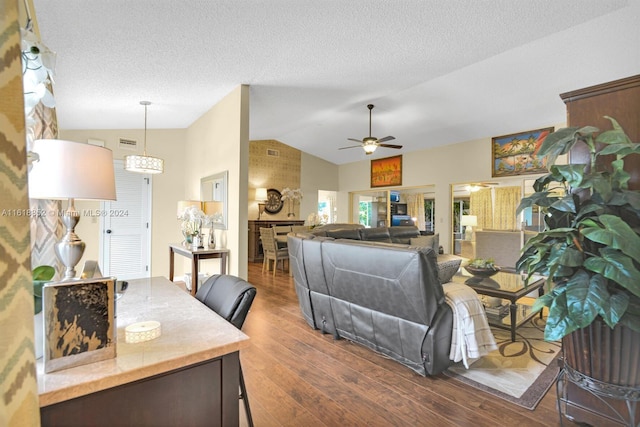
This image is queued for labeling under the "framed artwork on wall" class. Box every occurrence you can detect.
[43,277,116,373]
[371,155,403,188]
[492,127,554,177]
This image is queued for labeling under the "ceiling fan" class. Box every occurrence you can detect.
[339,104,402,155]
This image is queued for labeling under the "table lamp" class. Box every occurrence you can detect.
[255,187,267,220]
[461,215,478,241]
[28,139,116,280]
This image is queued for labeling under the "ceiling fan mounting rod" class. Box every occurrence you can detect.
[367,104,374,137]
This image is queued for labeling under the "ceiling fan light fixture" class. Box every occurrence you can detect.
[363,140,377,154]
[124,101,164,174]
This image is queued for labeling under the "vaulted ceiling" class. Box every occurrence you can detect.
[32,0,639,164]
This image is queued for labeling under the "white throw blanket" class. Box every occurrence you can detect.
[443,282,497,368]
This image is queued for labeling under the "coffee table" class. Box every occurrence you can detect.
[452,269,545,342]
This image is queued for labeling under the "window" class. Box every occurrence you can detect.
[424,199,435,232]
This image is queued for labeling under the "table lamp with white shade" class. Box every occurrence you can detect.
[28,139,116,280]
[255,187,267,220]
[461,215,478,241]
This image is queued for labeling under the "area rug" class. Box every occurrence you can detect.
[444,316,561,410]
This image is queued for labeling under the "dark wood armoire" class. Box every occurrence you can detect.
[557,74,640,427]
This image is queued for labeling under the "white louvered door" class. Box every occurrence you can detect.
[99,160,151,280]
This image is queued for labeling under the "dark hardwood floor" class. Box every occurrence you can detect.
[232,262,574,426]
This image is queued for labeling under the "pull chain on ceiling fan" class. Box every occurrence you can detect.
[339,104,402,155]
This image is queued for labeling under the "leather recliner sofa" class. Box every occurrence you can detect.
[288,232,455,376]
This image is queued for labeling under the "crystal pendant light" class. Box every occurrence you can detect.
[124,101,164,174]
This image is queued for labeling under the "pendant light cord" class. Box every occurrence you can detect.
[141,100,151,156]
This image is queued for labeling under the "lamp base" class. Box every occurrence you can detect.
[55,201,86,281]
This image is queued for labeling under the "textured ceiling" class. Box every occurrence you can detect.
[32,0,639,165]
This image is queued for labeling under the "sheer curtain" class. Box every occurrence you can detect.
[405,193,426,231]
[494,186,521,230]
[327,195,336,224]
[470,188,493,230]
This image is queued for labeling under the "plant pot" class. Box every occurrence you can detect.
[559,317,640,424]
[562,318,640,387]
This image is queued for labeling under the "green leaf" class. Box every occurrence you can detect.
[598,290,628,328]
[565,271,606,328]
[555,164,586,188]
[32,265,55,281]
[544,291,580,341]
[537,127,582,166]
[549,194,577,214]
[584,249,640,298]
[581,214,640,262]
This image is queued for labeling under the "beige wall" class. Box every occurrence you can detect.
[59,129,187,278]
[61,86,250,280]
[337,125,565,253]
[185,85,249,278]
[299,151,340,221]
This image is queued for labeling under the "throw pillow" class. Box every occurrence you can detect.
[436,254,463,283]
[410,234,439,252]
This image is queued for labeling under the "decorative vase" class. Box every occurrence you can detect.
[209,230,216,249]
[192,234,201,250]
[183,233,193,244]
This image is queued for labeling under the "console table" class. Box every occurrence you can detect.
[38,276,250,426]
[169,243,229,295]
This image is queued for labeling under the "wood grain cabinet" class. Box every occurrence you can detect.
[248,220,304,263]
[558,74,640,426]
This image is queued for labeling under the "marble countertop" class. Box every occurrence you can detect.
[37,276,250,407]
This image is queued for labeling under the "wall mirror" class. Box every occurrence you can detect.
[201,170,228,230]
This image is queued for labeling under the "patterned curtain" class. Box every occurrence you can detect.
[470,188,493,230]
[29,103,62,274]
[494,186,522,230]
[0,0,41,424]
[405,193,426,231]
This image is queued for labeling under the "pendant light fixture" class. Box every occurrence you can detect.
[124,101,164,174]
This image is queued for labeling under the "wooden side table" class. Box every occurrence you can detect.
[169,244,229,296]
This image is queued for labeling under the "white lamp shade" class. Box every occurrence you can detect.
[255,188,268,201]
[460,215,478,227]
[203,201,223,215]
[28,139,116,201]
[177,200,201,217]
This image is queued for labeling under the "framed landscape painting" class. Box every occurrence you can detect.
[492,127,554,177]
[371,155,402,188]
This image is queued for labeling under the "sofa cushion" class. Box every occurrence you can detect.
[358,227,392,242]
[388,226,421,244]
[410,234,439,252]
[436,254,463,283]
[326,229,362,240]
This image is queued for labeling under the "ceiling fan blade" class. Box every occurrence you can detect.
[338,145,363,150]
[347,138,363,143]
[377,136,396,143]
[379,143,403,149]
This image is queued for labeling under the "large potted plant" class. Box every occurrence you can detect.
[516,116,640,409]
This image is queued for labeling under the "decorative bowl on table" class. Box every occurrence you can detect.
[463,258,501,285]
[464,265,501,278]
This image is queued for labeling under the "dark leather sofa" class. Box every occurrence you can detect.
[288,231,455,376]
[311,225,423,244]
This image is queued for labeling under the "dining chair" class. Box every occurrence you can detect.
[195,274,257,427]
[272,225,292,249]
[259,227,290,276]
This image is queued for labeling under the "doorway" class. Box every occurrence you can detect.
[100,160,152,280]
